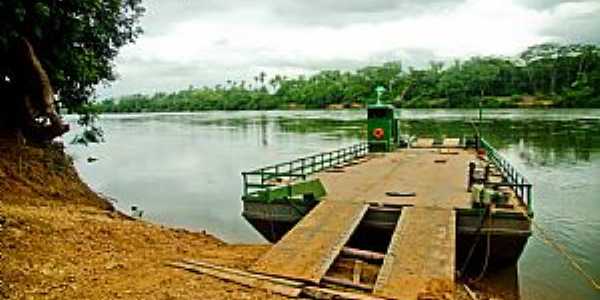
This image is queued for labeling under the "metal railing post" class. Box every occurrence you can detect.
[480,138,534,211]
[527,186,533,214]
[242,173,248,195]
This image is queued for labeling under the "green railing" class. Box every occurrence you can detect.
[480,138,534,215]
[242,143,369,196]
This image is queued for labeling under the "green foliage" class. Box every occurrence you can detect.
[98,43,600,112]
[71,125,104,145]
[511,94,523,102]
[0,0,144,112]
[70,103,105,145]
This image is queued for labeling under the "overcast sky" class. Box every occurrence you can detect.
[98,0,600,98]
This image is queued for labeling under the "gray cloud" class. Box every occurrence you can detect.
[100,0,600,98]
[265,0,463,26]
[101,47,442,98]
[539,2,600,43]
[99,59,226,98]
[140,0,465,35]
[515,0,587,10]
[140,0,232,35]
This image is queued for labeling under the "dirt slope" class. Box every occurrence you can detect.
[0,132,282,299]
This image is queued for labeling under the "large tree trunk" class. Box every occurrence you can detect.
[10,37,69,142]
[526,69,535,95]
[550,60,557,95]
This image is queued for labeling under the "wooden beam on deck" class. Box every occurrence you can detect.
[373,206,456,299]
[251,200,369,283]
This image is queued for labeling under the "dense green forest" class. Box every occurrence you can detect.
[95,43,600,112]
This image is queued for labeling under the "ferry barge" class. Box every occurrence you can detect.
[240,103,533,298]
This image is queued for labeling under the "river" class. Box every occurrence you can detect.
[64,109,599,300]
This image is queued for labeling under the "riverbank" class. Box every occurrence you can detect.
[93,94,586,114]
[0,132,284,299]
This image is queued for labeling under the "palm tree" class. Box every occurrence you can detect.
[259,71,267,89]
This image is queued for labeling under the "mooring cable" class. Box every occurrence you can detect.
[467,134,599,291]
[461,205,599,291]
[458,205,490,278]
[472,210,492,283]
[519,208,600,291]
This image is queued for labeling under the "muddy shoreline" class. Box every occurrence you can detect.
[0,135,284,299]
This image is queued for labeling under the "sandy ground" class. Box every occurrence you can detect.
[0,133,284,299]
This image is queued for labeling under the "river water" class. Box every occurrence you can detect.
[64,109,599,300]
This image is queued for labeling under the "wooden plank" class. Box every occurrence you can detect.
[443,138,461,147]
[341,247,385,262]
[353,260,363,284]
[170,259,386,300]
[413,138,434,148]
[374,206,456,299]
[181,259,304,287]
[321,276,373,291]
[302,286,387,300]
[167,261,303,297]
[440,148,460,155]
[463,284,480,300]
[252,200,369,283]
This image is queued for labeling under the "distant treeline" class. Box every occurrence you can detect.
[95,43,600,112]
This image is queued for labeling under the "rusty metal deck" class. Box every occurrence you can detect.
[313,148,473,208]
[374,206,456,299]
[251,200,369,283]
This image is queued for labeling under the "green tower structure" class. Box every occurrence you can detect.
[367,102,399,152]
[367,86,400,152]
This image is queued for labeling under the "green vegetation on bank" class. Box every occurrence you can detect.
[96,43,600,112]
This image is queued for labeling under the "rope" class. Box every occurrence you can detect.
[458,206,490,278]
[468,119,481,138]
[269,218,276,242]
[521,209,600,291]
[461,206,600,290]
[473,136,599,291]
[473,212,492,282]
